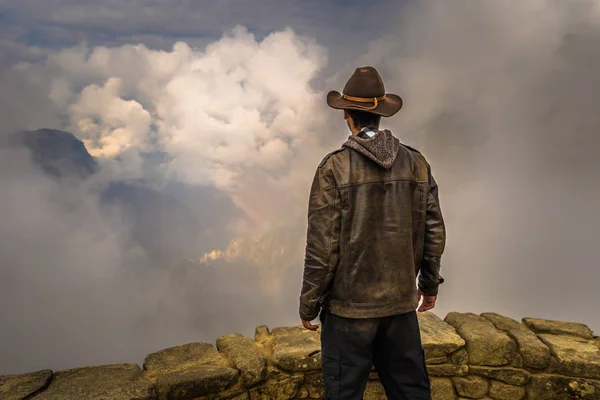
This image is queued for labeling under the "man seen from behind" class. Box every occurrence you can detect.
[299,66,446,399]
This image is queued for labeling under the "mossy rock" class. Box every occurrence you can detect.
[452,375,489,398]
[155,366,239,400]
[487,380,525,400]
[31,364,155,400]
[538,334,600,379]
[270,326,321,373]
[468,366,530,386]
[445,313,517,366]
[431,378,456,400]
[217,334,267,387]
[523,317,594,339]
[527,374,600,400]
[0,369,53,400]
[144,342,230,380]
[418,311,466,359]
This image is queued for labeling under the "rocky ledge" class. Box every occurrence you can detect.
[2,311,600,399]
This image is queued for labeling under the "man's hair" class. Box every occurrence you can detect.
[347,109,381,129]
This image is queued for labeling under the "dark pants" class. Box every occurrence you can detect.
[320,309,431,400]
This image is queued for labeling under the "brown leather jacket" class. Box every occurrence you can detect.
[299,129,446,320]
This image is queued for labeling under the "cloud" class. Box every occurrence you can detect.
[0,147,145,373]
[0,24,334,374]
[4,24,333,216]
[71,77,152,157]
[0,0,387,36]
[341,0,600,327]
[0,139,284,375]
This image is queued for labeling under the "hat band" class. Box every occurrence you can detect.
[342,94,386,111]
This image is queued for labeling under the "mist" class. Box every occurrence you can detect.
[359,0,600,326]
[1,0,600,375]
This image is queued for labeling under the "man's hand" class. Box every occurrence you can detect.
[418,289,437,312]
[301,319,319,331]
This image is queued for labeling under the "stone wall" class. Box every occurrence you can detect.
[2,311,600,399]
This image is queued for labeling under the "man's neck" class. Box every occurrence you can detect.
[354,126,379,138]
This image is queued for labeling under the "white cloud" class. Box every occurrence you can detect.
[71,77,152,157]
[21,26,330,227]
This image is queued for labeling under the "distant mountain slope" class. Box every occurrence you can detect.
[6,129,99,179]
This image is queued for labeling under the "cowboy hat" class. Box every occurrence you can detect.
[327,66,403,117]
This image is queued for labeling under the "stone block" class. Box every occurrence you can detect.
[527,374,600,400]
[418,311,466,359]
[481,313,551,370]
[429,356,450,365]
[468,366,530,386]
[452,375,489,398]
[523,317,594,339]
[217,334,267,387]
[297,385,309,399]
[508,328,551,370]
[451,349,469,365]
[143,342,230,379]
[445,313,517,366]
[270,326,321,373]
[363,380,386,400]
[538,334,600,379]
[303,372,325,399]
[481,313,523,332]
[487,380,525,400]
[254,325,274,358]
[254,325,270,342]
[431,378,456,400]
[32,364,155,400]
[248,373,303,400]
[457,398,492,400]
[155,366,239,400]
[427,364,469,377]
[0,369,53,400]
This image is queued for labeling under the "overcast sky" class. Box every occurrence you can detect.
[1,0,600,375]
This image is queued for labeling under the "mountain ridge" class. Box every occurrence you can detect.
[5,128,99,179]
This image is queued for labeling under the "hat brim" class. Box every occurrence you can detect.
[326,90,403,117]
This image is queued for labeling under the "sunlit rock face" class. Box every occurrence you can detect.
[198,223,306,298]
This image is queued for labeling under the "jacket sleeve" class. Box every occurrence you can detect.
[299,163,341,321]
[418,166,446,296]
